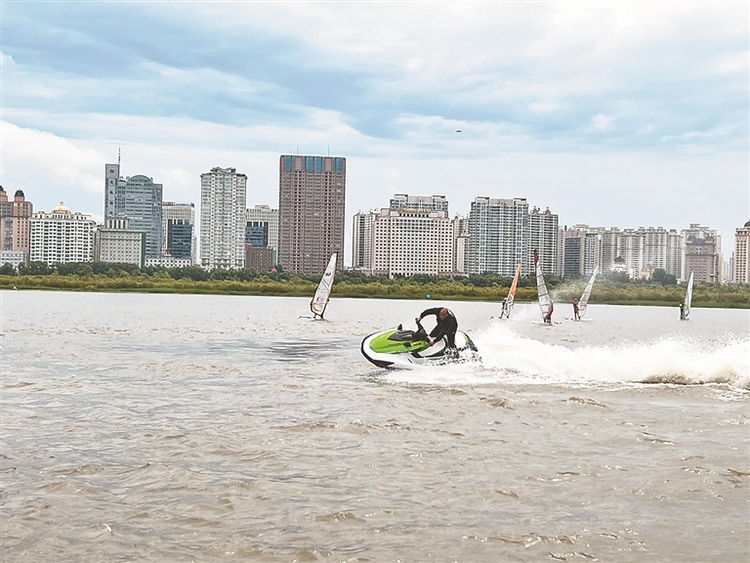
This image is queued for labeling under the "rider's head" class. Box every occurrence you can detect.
[439,308,449,320]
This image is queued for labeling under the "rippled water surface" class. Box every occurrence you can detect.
[1,291,748,562]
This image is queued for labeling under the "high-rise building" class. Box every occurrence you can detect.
[352,207,453,277]
[733,220,750,284]
[246,204,279,264]
[562,225,602,278]
[94,217,146,267]
[0,187,33,261]
[104,163,163,258]
[681,224,721,283]
[278,155,346,275]
[200,167,247,269]
[162,202,195,263]
[352,209,377,271]
[528,207,559,276]
[30,203,95,264]
[564,225,682,279]
[452,214,469,274]
[390,194,448,215]
[466,197,529,276]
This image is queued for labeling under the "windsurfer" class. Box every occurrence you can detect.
[500,298,509,319]
[543,303,554,324]
[572,298,580,321]
[679,302,685,320]
[416,307,458,349]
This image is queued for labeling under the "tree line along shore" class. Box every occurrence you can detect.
[1,261,749,308]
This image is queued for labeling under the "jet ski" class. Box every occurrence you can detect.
[360,320,479,369]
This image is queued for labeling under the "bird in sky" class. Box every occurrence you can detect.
[456,129,462,133]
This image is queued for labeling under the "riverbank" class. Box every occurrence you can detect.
[2,274,749,308]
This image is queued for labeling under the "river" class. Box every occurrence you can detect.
[1,291,748,562]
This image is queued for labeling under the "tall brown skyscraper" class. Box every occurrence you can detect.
[278,155,346,274]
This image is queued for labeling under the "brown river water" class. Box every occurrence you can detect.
[1,291,748,562]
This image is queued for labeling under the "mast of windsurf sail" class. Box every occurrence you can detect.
[310,253,337,319]
[682,270,694,320]
[577,265,599,318]
[503,262,522,317]
[534,249,553,320]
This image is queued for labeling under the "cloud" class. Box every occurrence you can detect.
[1,3,747,262]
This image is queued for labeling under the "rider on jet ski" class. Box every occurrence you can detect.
[415,307,458,351]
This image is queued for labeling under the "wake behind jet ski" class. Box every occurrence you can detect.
[360,319,479,369]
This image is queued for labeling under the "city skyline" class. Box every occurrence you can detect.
[2,3,747,261]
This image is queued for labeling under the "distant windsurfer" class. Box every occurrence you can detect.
[543,303,553,324]
[679,302,685,320]
[416,307,458,349]
[572,298,580,321]
[500,298,509,319]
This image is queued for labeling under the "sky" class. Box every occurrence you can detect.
[2,1,748,266]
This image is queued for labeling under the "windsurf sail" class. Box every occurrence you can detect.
[310,253,337,319]
[682,270,694,320]
[534,249,553,321]
[501,263,522,318]
[577,266,599,318]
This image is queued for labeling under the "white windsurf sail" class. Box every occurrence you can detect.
[501,263,522,318]
[534,249,553,321]
[577,266,599,318]
[310,253,337,319]
[682,270,694,320]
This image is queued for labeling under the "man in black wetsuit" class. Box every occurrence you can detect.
[416,307,458,349]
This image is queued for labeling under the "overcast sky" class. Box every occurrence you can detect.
[2,1,748,266]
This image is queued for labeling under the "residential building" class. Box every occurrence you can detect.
[353,207,453,277]
[681,224,721,283]
[162,201,195,264]
[30,203,95,264]
[94,216,146,267]
[246,204,279,264]
[352,210,377,271]
[0,251,25,269]
[200,167,247,269]
[466,197,529,276]
[452,214,469,274]
[0,187,33,261]
[562,225,602,278]
[278,155,346,275]
[104,163,163,258]
[528,206,559,276]
[564,225,681,279]
[390,194,449,215]
[246,245,275,272]
[732,220,750,284]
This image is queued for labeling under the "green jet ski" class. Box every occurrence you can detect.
[360,320,479,369]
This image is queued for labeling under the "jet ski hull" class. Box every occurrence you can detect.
[361,327,479,369]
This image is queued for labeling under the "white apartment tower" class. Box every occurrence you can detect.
[466,197,529,276]
[452,214,469,274]
[30,203,96,264]
[528,206,559,276]
[200,167,247,269]
[352,207,453,277]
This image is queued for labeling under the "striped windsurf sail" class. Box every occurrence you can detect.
[682,270,694,320]
[534,249,553,320]
[503,263,522,318]
[310,253,337,318]
[577,266,599,318]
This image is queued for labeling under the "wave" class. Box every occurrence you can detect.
[384,323,750,389]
